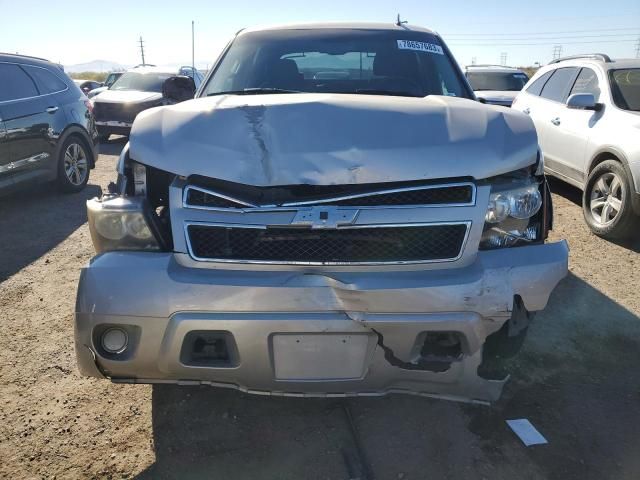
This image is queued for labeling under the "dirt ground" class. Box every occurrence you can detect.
[1,138,639,480]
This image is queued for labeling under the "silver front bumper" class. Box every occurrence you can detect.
[75,241,568,403]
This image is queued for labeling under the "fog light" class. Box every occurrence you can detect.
[101,328,128,354]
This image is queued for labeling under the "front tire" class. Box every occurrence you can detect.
[56,136,91,193]
[582,160,635,240]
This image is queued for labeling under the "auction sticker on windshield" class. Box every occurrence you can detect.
[397,40,444,55]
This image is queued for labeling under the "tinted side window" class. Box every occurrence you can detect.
[540,67,579,102]
[570,67,600,100]
[526,71,553,96]
[23,65,67,94]
[0,63,38,101]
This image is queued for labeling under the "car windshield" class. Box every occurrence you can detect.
[105,73,120,87]
[201,29,470,99]
[609,68,640,111]
[110,72,172,92]
[466,71,529,91]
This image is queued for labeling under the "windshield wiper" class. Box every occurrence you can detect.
[354,89,423,98]
[207,88,301,96]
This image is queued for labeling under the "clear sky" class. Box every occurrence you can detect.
[1,0,639,69]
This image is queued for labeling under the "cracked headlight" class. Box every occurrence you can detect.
[87,196,161,253]
[480,181,544,249]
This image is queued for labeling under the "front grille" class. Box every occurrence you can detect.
[93,101,158,123]
[184,183,474,209]
[319,185,472,207]
[187,223,468,264]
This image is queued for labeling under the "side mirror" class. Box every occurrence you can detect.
[566,93,601,111]
[162,76,196,103]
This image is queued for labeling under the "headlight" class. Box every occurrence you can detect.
[480,180,544,250]
[485,184,542,224]
[87,196,161,253]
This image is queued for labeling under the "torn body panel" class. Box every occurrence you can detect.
[75,241,567,403]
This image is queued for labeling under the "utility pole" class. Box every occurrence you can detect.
[471,56,477,65]
[500,52,507,66]
[192,21,195,71]
[552,45,563,61]
[635,36,640,59]
[138,36,146,66]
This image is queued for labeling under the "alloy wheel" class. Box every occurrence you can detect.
[64,143,88,186]
[589,172,623,226]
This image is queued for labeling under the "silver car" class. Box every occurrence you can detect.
[465,64,529,107]
[513,54,640,239]
[75,23,568,403]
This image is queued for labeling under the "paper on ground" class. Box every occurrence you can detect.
[506,419,548,446]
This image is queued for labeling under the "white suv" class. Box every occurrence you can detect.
[465,65,529,107]
[513,54,640,239]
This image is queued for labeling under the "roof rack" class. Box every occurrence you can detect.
[548,53,611,65]
[0,52,51,62]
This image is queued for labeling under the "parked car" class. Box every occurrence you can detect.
[75,23,568,403]
[73,79,103,95]
[178,65,204,89]
[87,72,124,99]
[512,54,640,239]
[0,53,98,195]
[465,65,529,106]
[91,66,195,141]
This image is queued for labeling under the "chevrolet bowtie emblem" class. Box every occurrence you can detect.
[290,207,359,229]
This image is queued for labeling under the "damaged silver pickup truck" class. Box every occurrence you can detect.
[75,23,568,403]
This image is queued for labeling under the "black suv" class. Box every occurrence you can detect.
[0,53,98,195]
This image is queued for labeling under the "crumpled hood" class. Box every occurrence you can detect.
[129,93,538,186]
[94,89,163,104]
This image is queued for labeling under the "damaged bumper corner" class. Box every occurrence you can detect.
[75,241,568,403]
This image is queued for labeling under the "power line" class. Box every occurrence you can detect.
[445,33,639,41]
[443,27,640,36]
[448,39,638,46]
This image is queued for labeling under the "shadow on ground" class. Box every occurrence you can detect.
[136,273,640,480]
[0,182,102,282]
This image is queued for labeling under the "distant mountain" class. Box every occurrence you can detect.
[65,60,128,73]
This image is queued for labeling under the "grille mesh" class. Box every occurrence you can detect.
[185,184,473,209]
[318,186,472,206]
[187,189,250,208]
[187,224,467,263]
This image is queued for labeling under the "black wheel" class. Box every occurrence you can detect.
[56,135,91,193]
[582,160,635,240]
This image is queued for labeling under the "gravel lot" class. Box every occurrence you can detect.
[1,139,639,479]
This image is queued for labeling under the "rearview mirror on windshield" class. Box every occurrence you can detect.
[162,75,196,103]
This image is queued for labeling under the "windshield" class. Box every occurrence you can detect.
[110,72,172,92]
[466,71,529,91]
[609,69,640,111]
[104,73,120,87]
[201,29,470,99]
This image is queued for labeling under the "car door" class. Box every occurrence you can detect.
[535,67,581,181]
[512,70,555,145]
[0,62,65,181]
[543,67,603,186]
[0,115,10,187]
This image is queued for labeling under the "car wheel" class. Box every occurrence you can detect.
[57,136,91,193]
[582,160,635,240]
